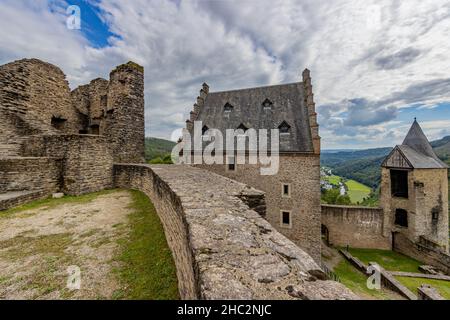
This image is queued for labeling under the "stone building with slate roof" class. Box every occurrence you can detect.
[185,69,322,262]
[381,120,449,253]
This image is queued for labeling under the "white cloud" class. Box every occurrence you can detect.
[1,0,450,147]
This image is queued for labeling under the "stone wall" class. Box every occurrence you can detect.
[0,59,80,135]
[22,135,113,195]
[70,62,146,163]
[418,285,445,300]
[393,232,450,275]
[195,154,322,262]
[321,205,391,249]
[381,168,449,252]
[0,157,62,193]
[114,164,357,300]
[104,62,145,163]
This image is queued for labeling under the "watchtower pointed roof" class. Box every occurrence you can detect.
[382,119,448,169]
[403,119,436,159]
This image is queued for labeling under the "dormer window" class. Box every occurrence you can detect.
[224,103,234,113]
[278,121,291,134]
[262,99,273,110]
[237,123,248,132]
[202,125,209,135]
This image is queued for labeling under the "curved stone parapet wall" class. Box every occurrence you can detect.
[114,164,357,300]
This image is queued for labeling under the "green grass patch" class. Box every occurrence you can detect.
[0,233,77,299]
[0,189,119,219]
[0,233,73,260]
[347,248,422,273]
[346,180,371,203]
[333,259,391,300]
[396,277,450,300]
[114,190,179,300]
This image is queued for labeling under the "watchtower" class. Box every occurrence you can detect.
[381,120,449,252]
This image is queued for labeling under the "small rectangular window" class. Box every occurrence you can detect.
[280,211,292,228]
[282,184,291,198]
[390,170,409,198]
[432,209,439,223]
[227,156,236,172]
[395,209,408,228]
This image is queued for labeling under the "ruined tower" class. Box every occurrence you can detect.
[105,62,145,163]
[381,120,449,253]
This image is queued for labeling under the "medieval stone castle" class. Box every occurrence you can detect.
[0,57,448,299]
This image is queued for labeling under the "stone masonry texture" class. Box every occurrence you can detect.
[321,205,391,250]
[0,58,144,201]
[196,154,322,262]
[114,164,357,300]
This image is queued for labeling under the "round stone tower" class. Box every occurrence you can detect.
[104,62,145,163]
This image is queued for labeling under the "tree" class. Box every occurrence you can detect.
[322,188,351,205]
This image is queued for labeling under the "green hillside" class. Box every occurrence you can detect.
[321,148,391,188]
[145,137,176,161]
[321,136,450,190]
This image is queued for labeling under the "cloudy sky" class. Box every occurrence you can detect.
[1,0,450,149]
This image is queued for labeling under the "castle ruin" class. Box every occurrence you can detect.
[0,58,355,299]
[1,57,448,299]
[0,58,144,201]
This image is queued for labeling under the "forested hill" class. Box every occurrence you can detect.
[321,136,450,189]
[145,137,176,161]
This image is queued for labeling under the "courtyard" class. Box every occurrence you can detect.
[0,190,178,300]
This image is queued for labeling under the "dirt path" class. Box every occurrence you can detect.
[0,190,133,300]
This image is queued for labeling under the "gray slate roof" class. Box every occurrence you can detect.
[195,82,313,153]
[398,145,447,169]
[385,120,448,169]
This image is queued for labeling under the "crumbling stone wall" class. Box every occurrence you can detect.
[321,205,391,249]
[0,157,62,193]
[393,232,450,275]
[104,62,145,163]
[0,58,144,203]
[23,135,113,195]
[418,285,445,300]
[0,59,81,135]
[70,62,145,163]
[195,154,322,262]
[114,164,357,300]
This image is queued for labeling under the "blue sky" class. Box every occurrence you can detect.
[64,0,113,48]
[1,0,450,149]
